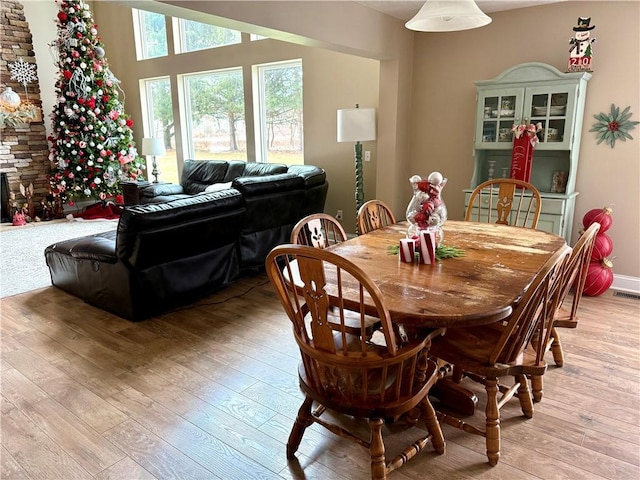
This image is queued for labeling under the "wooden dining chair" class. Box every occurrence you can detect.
[291,213,380,338]
[530,222,600,402]
[290,213,347,248]
[357,199,397,234]
[466,178,542,228]
[266,244,445,480]
[428,245,570,466]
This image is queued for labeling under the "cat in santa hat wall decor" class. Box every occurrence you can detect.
[568,16,596,72]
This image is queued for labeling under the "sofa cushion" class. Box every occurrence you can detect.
[181,160,231,194]
[232,172,303,197]
[204,182,233,193]
[142,183,185,197]
[242,162,287,177]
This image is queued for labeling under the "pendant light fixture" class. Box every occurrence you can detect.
[406,0,492,32]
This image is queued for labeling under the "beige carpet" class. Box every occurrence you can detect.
[0,218,118,298]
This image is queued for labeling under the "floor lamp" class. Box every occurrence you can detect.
[141,137,165,184]
[337,105,376,233]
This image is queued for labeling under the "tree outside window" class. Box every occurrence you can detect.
[133,9,167,60]
[177,19,241,53]
[257,61,303,164]
[184,69,247,160]
[143,78,178,183]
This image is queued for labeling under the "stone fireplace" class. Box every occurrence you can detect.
[1,1,50,221]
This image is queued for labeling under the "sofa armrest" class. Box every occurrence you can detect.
[232,173,303,196]
[140,183,185,199]
[287,165,326,188]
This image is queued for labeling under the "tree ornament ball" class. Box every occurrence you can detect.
[583,258,614,296]
[583,206,613,233]
[590,232,614,261]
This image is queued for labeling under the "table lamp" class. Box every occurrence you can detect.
[337,105,376,233]
[141,137,165,183]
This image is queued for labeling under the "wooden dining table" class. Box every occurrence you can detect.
[323,220,569,330]
[282,220,568,415]
[319,220,569,415]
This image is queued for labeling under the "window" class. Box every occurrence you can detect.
[140,77,178,183]
[254,60,303,164]
[133,9,168,60]
[175,19,241,53]
[182,68,247,161]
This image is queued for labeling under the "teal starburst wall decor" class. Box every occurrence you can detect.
[590,104,639,148]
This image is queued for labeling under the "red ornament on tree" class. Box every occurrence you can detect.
[582,206,614,296]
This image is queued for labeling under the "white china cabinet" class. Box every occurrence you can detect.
[466,63,591,242]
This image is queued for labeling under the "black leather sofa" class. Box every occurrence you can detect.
[46,161,328,320]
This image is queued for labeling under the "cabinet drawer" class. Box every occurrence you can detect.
[539,197,566,215]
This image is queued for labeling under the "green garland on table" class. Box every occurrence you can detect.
[387,243,465,262]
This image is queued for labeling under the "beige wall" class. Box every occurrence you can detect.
[410,1,639,280]
[21,1,639,282]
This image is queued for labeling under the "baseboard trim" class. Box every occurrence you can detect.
[612,274,640,295]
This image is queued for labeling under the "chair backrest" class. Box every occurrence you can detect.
[466,179,542,228]
[357,200,397,234]
[490,245,570,366]
[555,222,601,320]
[290,213,347,248]
[266,245,431,408]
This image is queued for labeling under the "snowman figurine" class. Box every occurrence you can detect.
[568,16,596,72]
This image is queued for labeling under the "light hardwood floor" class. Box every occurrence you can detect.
[1,275,639,479]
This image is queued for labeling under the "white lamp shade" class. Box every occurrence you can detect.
[337,107,376,143]
[406,0,492,32]
[141,137,165,156]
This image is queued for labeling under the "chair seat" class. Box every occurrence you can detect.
[298,345,439,419]
[430,326,548,377]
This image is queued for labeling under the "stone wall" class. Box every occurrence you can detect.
[1,0,50,218]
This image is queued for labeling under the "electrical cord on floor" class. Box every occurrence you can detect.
[169,277,271,313]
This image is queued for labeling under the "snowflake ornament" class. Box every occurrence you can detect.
[590,104,640,148]
[8,57,37,88]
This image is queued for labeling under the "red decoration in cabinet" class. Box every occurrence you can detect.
[509,135,534,183]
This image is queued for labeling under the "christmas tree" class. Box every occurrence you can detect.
[48,0,145,205]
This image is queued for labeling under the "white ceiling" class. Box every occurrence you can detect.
[358,0,568,21]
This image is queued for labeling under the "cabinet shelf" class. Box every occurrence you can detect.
[471,62,591,242]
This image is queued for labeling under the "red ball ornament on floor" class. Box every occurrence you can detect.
[591,232,614,261]
[583,258,614,296]
[583,206,613,233]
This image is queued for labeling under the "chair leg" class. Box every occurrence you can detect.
[516,374,534,416]
[484,378,500,466]
[530,374,543,403]
[550,326,565,367]
[369,418,387,480]
[421,398,446,454]
[287,396,314,459]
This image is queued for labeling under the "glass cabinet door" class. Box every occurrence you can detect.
[476,88,523,148]
[523,84,577,150]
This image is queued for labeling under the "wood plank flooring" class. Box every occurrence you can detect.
[1,275,639,479]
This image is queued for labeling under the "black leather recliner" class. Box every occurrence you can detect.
[45,190,246,321]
